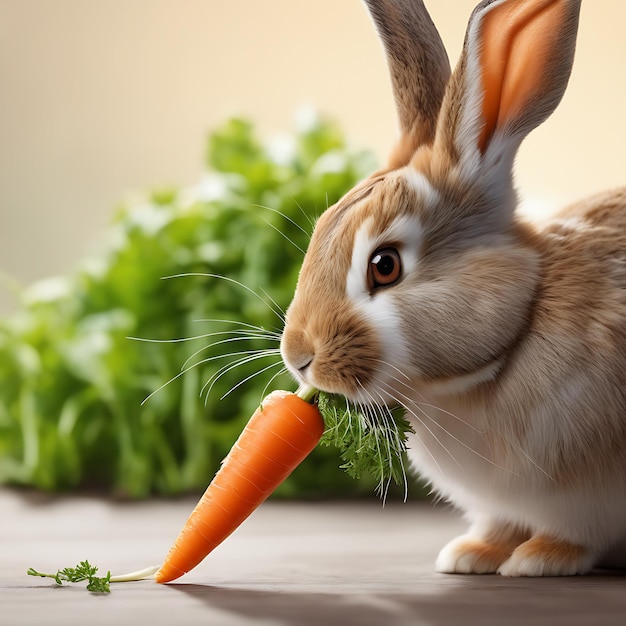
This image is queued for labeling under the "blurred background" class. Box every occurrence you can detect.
[0,0,624,499]
[2,0,625,314]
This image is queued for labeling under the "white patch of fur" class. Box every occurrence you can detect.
[436,531,495,574]
[552,216,589,236]
[360,291,412,403]
[345,213,425,402]
[423,356,505,397]
[404,167,439,209]
[346,217,375,303]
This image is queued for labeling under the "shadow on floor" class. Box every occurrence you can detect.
[168,571,626,626]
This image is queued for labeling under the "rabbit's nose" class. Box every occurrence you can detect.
[280,328,315,379]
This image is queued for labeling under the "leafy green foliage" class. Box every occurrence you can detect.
[0,113,377,498]
[28,561,111,592]
[318,392,415,499]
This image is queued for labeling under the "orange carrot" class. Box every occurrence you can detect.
[155,389,324,583]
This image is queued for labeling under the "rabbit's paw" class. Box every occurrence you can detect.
[498,535,594,577]
[436,534,516,574]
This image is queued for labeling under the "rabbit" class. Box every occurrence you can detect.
[280,0,626,577]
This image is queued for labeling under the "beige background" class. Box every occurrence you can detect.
[1,0,625,313]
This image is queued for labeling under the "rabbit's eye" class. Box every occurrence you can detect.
[368,247,402,290]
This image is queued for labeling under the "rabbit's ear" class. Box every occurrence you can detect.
[363,0,451,168]
[434,0,581,177]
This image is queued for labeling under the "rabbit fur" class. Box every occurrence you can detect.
[280,0,626,576]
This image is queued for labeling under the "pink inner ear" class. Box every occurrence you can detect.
[478,0,565,153]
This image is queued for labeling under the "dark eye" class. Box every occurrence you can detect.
[368,247,402,290]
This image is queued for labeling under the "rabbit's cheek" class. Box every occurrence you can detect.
[347,290,414,399]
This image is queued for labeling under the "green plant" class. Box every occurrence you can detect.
[0,113,380,498]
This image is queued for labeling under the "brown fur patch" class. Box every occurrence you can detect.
[513,535,587,569]
[448,539,518,573]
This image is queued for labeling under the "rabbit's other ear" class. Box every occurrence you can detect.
[363,0,451,168]
[435,0,581,179]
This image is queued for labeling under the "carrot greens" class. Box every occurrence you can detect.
[27,562,159,592]
[317,392,414,498]
[28,560,111,593]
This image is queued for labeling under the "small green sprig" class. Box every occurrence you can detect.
[28,560,111,592]
[316,391,414,498]
[27,563,159,593]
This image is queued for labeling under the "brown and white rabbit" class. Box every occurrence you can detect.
[280,0,626,577]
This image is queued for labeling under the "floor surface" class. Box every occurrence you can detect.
[1,489,625,625]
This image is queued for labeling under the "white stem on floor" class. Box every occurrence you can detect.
[109,565,160,583]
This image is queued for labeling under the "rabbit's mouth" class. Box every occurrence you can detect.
[280,320,383,402]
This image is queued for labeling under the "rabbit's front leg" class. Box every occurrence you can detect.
[436,518,530,574]
[498,535,595,577]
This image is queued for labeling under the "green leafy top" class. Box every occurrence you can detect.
[27,562,159,593]
[316,392,414,499]
[28,560,111,593]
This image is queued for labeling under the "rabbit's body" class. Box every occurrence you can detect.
[409,201,626,575]
[422,189,626,575]
[410,188,626,492]
[281,0,626,576]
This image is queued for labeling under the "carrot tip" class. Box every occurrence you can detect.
[154,567,182,584]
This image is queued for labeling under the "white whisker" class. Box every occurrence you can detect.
[140,345,279,406]
[191,318,283,339]
[183,347,280,374]
[181,335,280,371]
[370,361,486,436]
[352,378,411,503]
[260,365,290,401]
[372,358,412,382]
[408,386,487,435]
[519,447,555,482]
[372,387,410,502]
[254,203,312,238]
[200,350,282,401]
[393,385,520,477]
[141,369,187,406]
[220,360,285,401]
[262,219,306,255]
[372,379,453,475]
[128,333,219,344]
[161,273,285,323]
[291,198,317,231]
